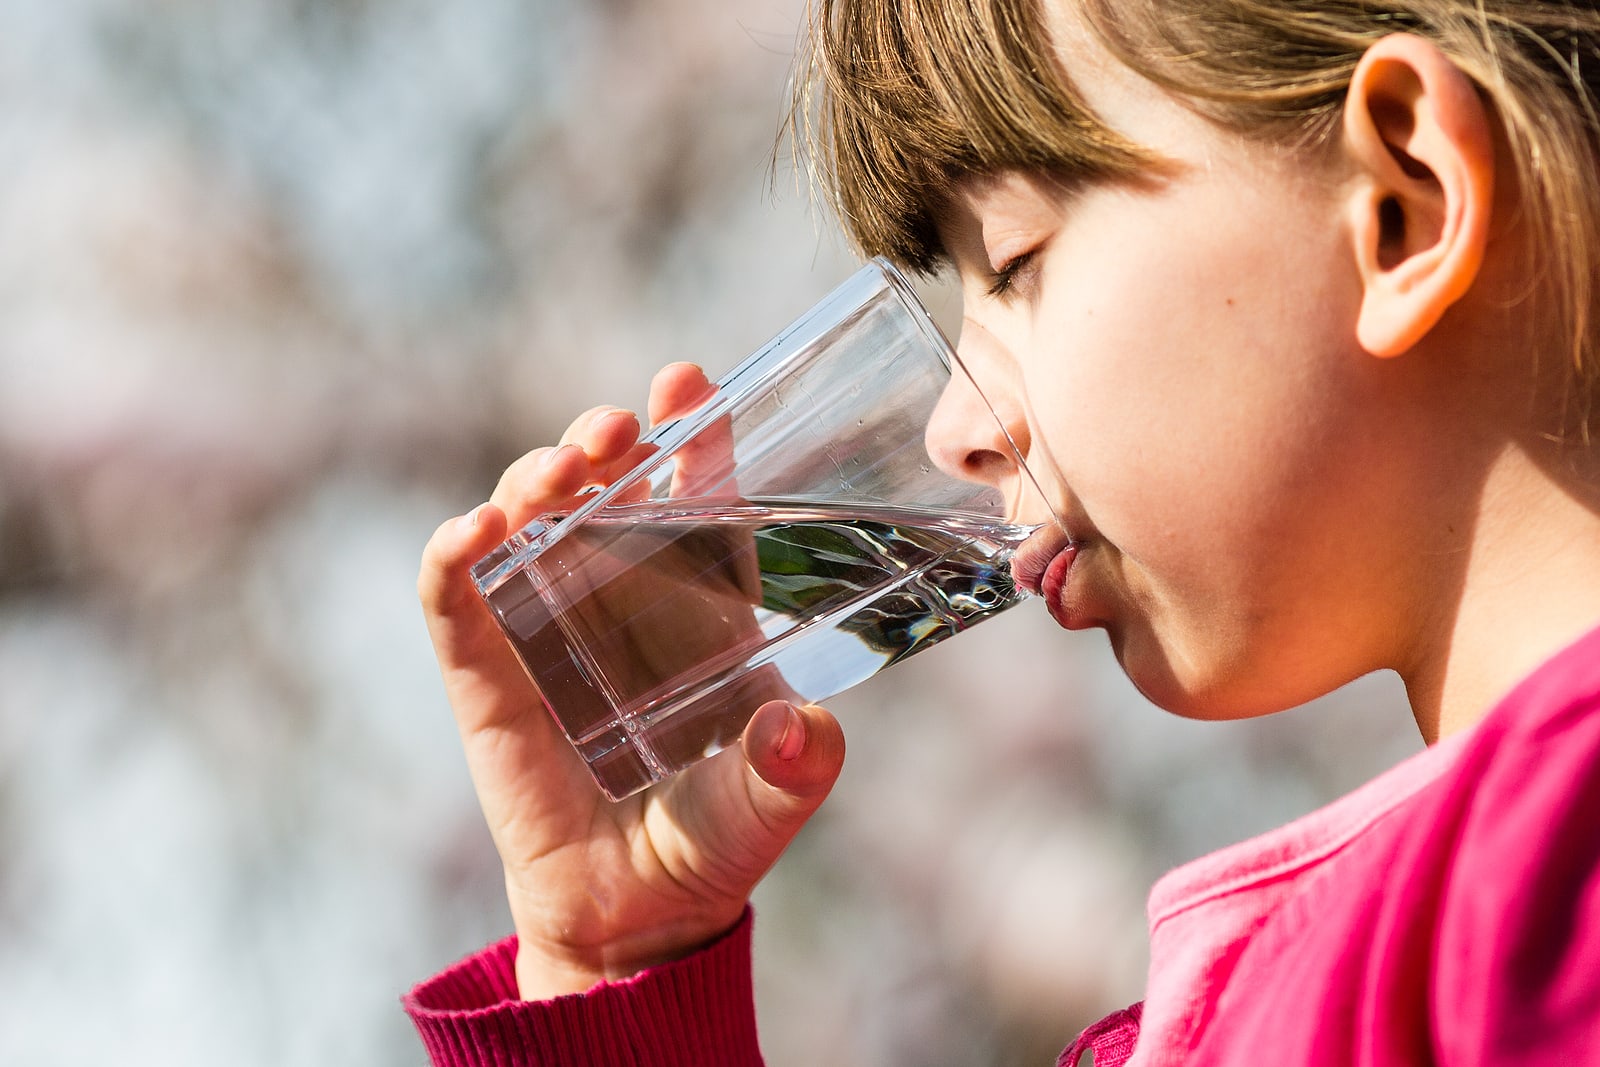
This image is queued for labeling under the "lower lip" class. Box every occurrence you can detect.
[1039,545,1082,629]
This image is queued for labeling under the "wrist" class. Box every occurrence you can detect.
[513,947,610,1000]
[510,911,749,1001]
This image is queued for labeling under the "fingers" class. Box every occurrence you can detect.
[670,411,736,499]
[418,502,539,735]
[558,405,643,452]
[489,366,721,532]
[739,700,847,826]
[647,363,717,426]
[419,503,507,626]
[490,407,642,531]
[420,503,608,865]
[647,363,734,500]
[643,699,844,906]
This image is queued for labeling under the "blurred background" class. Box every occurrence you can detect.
[0,2,1422,1064]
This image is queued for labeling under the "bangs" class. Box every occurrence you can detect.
[791,0,1154,272]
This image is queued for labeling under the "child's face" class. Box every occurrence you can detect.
[930,23,1426,718]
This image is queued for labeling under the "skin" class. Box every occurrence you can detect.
[417,18,1600,998]
[929,16,1600,741]
[419,364,847,998]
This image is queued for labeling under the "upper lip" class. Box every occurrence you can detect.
[1010,523,1077,596]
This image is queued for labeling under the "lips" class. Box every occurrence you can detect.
[1038,544,1080,626]
[1010,524,1083,629]
[1010,525,1074,596]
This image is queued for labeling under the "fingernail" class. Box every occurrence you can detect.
[775,703,805,761]
[457,503,488,533]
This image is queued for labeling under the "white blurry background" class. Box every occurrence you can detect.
[0,2,1422,1064]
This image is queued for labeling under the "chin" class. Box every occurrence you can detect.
[1108,626,1292,722]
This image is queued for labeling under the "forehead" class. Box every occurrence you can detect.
[1044,5,1190,143]
[803,0,1156,272]
[939,8,1343,245]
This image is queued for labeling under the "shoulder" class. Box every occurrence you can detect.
[1437,622,1600,889]
[1426,624,1600,1063]
[1181,628,1600,1066]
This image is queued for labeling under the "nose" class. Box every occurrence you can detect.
[924,348,1031,499]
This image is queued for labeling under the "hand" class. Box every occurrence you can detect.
[418,362,847,999]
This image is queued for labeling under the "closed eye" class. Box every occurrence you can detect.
[985,249,1039,299]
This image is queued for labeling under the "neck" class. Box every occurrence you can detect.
[1403,439,1600,742]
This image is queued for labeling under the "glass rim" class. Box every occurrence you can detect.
[473,258,1052,596]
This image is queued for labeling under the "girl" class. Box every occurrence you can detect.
[410,0,1600,1063]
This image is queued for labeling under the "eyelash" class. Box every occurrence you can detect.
[986,250,1038,299]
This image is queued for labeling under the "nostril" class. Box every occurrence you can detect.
[964,447,1015,487]
[924,366,1029,491]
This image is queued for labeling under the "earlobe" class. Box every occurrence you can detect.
[1343,34,1495,357]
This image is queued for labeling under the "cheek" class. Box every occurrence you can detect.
[1027,187,1354,538]
[1019,181,1369,715]
[951,148,1385,715]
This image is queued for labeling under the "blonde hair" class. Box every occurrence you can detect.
[791,0,1600,422]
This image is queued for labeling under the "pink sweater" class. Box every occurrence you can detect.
[406,622,1600,1066]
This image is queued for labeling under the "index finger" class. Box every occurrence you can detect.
[648,363,736,500]
[647,362,718,425]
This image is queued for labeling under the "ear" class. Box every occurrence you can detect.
[1342,34,1495,357]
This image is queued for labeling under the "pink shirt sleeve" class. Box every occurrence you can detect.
[403,909,764,1067]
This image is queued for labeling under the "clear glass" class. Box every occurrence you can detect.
[471,259,1045,800]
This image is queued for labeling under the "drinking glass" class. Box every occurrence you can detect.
[472,258,1050,799]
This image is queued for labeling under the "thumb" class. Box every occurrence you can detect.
[740,700,846,827]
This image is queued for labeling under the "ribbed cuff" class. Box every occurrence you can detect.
[402,909,763,1067]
